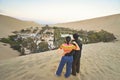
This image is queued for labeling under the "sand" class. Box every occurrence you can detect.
[0,14,42,38]
[0,37,120,80]
[53,14,120,36]
[0,14,42,60]
[0,14,120,80]
[0,42,20,60]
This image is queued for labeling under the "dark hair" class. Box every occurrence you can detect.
[73,33,79,40]
[66,36,71,44]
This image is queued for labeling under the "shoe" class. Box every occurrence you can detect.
[55,72,61,77]
[64,75,70,78]
[76,71,79,73]
[71,73,76,76]
[65,76,69,78]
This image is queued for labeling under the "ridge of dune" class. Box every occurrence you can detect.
[0,14,42,38]
[53,14,120,35]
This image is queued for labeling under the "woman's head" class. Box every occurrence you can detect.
[66,36,71,44]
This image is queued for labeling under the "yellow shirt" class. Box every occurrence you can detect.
[59,43,77,56]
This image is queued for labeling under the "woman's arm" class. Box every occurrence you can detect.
[72,41,80,50]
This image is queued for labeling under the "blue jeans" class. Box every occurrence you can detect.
[56,56,73,78]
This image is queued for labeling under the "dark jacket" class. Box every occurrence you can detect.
[72,39,82,58]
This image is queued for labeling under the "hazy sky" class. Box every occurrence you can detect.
[0,0,120,24]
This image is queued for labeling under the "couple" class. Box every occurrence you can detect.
[55,33,82,78]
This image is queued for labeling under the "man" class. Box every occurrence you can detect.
[72,33,83,76]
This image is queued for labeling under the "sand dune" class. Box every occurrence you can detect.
[0,14,42,38]
[0,42,20,60]
[0,40,120,80]
[0,14,120,80]
[0,14,42,60]
[53,14,120,35]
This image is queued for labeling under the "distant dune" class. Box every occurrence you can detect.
[54,14,120,35]
[0,14,42,60]
[0,14,42,38]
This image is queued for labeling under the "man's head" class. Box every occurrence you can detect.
[73,33,79,40]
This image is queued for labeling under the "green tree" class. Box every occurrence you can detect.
[38,41,49,52]
[54,29,61,41]
[98,30,116,42]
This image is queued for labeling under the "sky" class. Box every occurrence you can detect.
[0,0,120,24]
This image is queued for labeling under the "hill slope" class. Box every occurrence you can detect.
[0,14,42,60]
[0,42,20,60]
[54,14,120,35]
[0,14,41,38]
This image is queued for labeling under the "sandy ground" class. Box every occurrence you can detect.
[0,37,120,80]
[0,14,120,80]
[0,42,20,60]
[0,14,42,60]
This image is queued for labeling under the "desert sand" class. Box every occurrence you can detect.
[0,14,42,38]
[0,14,120,80]
[0,42,20,60]
[0,14,42,60]
[0,38,120,80]
[53,14,120,35]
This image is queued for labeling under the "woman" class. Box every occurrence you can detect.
[55,36,80,78]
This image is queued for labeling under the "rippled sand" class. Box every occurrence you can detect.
[0,38,120,80]
[81,41,120,80]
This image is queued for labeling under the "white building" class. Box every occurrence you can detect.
[61,34,73,39]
